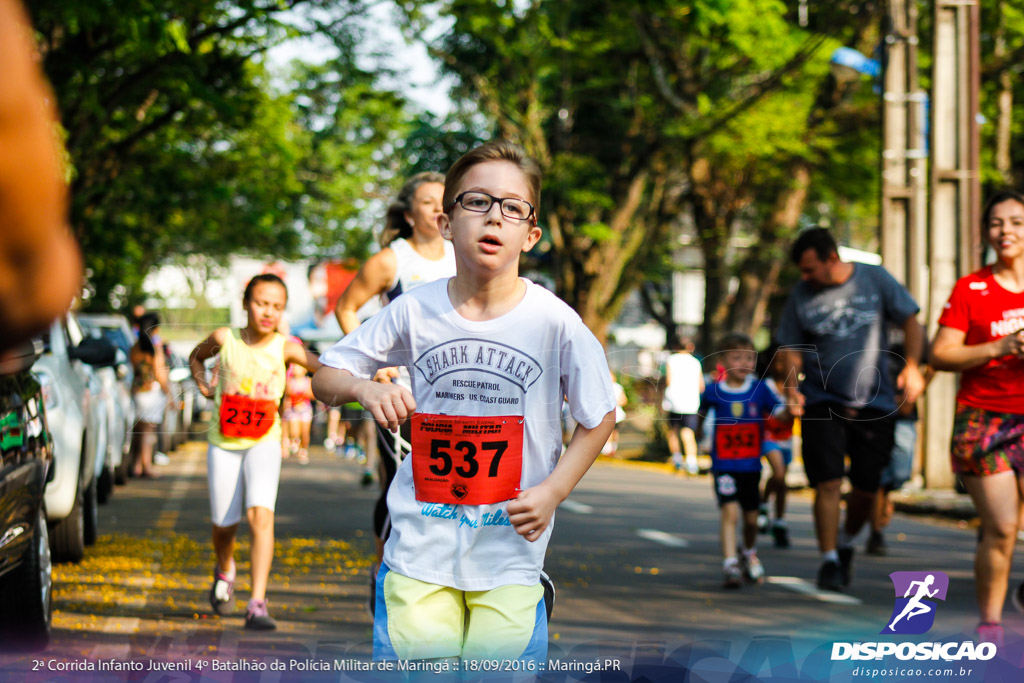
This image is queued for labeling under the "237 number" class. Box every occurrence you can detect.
[428,440,508,478]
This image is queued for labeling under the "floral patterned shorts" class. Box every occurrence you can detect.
[950,404,1024,477]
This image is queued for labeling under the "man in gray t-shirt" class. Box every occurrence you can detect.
[775,228,925,592]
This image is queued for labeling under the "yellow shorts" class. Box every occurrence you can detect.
[372,564,547,662]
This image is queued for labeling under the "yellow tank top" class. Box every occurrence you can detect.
[209,329,286,450]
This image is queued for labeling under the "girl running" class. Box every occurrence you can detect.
[189,274,322,630]
[931,190,1024,646]
[333,172,457,605]
[283,364,314,465]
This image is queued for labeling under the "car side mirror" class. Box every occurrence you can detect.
[0,339,44,375]
[70,337,117,367]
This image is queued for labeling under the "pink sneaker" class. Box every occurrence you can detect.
[976,622,1004,647]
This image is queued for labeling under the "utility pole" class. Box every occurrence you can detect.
[881,0,927,299]
[923,0,981,489]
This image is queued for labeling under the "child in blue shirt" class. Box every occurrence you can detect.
[701,332,790,588]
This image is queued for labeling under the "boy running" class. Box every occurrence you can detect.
[702,333,789,588]
[312,140,616,662]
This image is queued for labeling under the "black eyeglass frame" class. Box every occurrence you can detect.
[445,191,536,222]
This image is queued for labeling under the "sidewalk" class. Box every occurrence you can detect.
[613,412,978,523]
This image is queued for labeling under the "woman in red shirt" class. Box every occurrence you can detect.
[932,190,1024,646]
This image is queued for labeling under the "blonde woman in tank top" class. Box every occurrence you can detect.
[189,274,322,630]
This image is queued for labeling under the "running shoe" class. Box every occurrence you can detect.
[817,560,843,592]
[540,570,556,622]
[757,505,770,534]
[685,462,700,476]
[742,553,765,584]
[838,546,854,586]
[153,452,170,466]
[361,470,374,487]
[772,522,790,548]
[323,437,335,451]
[671,454,684,472]
[209,567,235,615]
[976,622,1004,647]
[866,530,886,556]
[245,599,277,630]
[297,448,309,465]
[1012,582,1024,614]
[722,562,743,589]
[344,442,358,460]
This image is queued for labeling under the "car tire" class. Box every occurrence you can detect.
[83,478,98,546]
[0,504,53,651]
[97,465,113,504]
[50,489,85,563]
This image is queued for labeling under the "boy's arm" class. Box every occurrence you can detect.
[507,409,616,542]
[312,365,416,433]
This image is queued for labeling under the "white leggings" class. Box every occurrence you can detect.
[207,440,282,527]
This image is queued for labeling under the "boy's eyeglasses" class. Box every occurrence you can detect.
[446,191,535,222]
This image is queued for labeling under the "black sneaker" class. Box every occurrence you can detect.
[209,567,235,615]
[772,523,790,548]
[540,571,556,622]
[838,546,854,586]
[866,531,886,556]
[245,599,277,630]
[817,560,843,592]
[723,562,743,589]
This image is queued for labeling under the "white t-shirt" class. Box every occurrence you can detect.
[662,352,703,414]
[383,238,457,305]
[320,278,615,590]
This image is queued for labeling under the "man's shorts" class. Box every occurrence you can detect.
[372,564,547,662]
[712,470,762,511]
[950,404,1024,477]
[800,404,895,492]
[667,412,699,432]
[762,440,793,466]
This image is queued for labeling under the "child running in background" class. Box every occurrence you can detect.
[313,140,616,662]
[701,333,789,588]
[189,274,322,630]
[283,364,314,465]
[757,345,793,548]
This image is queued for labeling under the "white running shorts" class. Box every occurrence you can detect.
[133,383,165,425]
[207,440,282,527]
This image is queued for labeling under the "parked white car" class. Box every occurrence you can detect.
[77,314,136,489]
[33,314,116,562]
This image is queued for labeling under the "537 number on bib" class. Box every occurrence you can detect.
[411,414,523,505]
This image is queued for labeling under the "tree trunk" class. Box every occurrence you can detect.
[728,162,811,337]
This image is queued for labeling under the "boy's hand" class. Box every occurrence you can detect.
[356,379,416,433]
[507,482,562,543]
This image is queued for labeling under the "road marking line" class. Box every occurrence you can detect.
[560,499,593,514]
[766,576,863,605]
[636,529,689,548]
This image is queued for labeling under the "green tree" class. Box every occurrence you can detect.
[400,0,882,346]
[29,0,417,310]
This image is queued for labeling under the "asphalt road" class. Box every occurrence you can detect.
[1,441,1021,681]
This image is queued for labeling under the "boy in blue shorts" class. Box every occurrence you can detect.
[312,140,616,662]
[702,333,790,588]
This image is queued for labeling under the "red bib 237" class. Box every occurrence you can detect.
[715,422,761,460]
[410,413,524,505]
[219,394,278,440]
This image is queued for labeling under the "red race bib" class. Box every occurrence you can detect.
[219,394,278,440]
[410,413,524,505]
[715,422,761,460]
